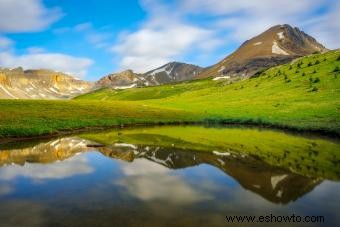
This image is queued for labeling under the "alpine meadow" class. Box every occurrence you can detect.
[0,1,339,227]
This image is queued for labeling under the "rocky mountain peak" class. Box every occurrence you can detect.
[198,24,328,79]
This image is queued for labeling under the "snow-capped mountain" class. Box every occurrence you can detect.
[143,62,203,85]
[95,62,203,89]
[199,24,328,80]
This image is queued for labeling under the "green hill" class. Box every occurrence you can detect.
[0,51,339,138]
[76,50,340,134]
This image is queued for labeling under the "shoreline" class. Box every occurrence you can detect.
[1,120,339,146]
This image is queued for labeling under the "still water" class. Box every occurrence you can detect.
[0,126,339,227]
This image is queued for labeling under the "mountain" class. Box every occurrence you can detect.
[95,70,146,89]
[143,62,203,85]
[198,24,328,80]
[95,62,203,89]
[0,67,93,99]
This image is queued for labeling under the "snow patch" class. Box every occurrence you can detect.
[277,32,285,40]
[271,174,288,189]
[114,84,137,90]
[217,158,225,166]
[114,143,137,149]
[253,42,262,46]
[272,41,289,55]
[276,190,283,198]
[213,151,230,156]
[148,65,167,76]
[213,76,230,81]
[165,64,175,77]
[218,66,226,73]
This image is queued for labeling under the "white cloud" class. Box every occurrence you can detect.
[0,0,62,33]
[179,0,339,48]
[0,51,93,78]
[113,24,212,72]
[112,0,217,73]
[305,1,340,49]
[26,46,46,54]
[0,36,12,49]
[53,22,113,49]
[0,155,93,181]
[116,159,212,204]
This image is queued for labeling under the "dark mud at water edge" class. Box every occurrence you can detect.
[0,125,339,227]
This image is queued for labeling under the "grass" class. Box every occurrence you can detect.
[0,50,339,137]
[80,125,340,180]
[76,50,340,135]
[0,100,195,138]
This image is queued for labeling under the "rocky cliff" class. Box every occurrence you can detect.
[0,67,93,99]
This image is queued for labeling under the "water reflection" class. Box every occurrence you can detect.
[0,135,329,204]
[0,126,339,227]
[0,137,91,165]
[116,159,213,204]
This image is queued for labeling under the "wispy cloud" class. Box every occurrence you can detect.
[179,0,338,47]
[112,0,220,73]
[0,50,93,78]
[0,0,62,33]
[53,22,113,49]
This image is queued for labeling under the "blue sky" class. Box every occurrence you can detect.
[0,0,339,81]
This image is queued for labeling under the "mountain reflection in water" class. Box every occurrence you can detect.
[0,126,339,227]
[0,136,324,204]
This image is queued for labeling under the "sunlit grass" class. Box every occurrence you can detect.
[76,50,340,134]
[0,51,339,137]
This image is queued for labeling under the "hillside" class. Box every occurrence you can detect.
[0,67,93,99]
[198,24,327,80]
[76,50,340,134]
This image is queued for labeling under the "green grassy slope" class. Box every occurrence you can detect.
[0,51,339,138]
[76,50,340,134]
[0,100,194,138]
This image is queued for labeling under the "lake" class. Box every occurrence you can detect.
[0,125,339,227]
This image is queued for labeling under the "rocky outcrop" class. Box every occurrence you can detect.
[95,70,146,89]
[0,68,93,99]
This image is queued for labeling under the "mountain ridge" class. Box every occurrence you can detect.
[0,67,93,99]
[0,24,331,98]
